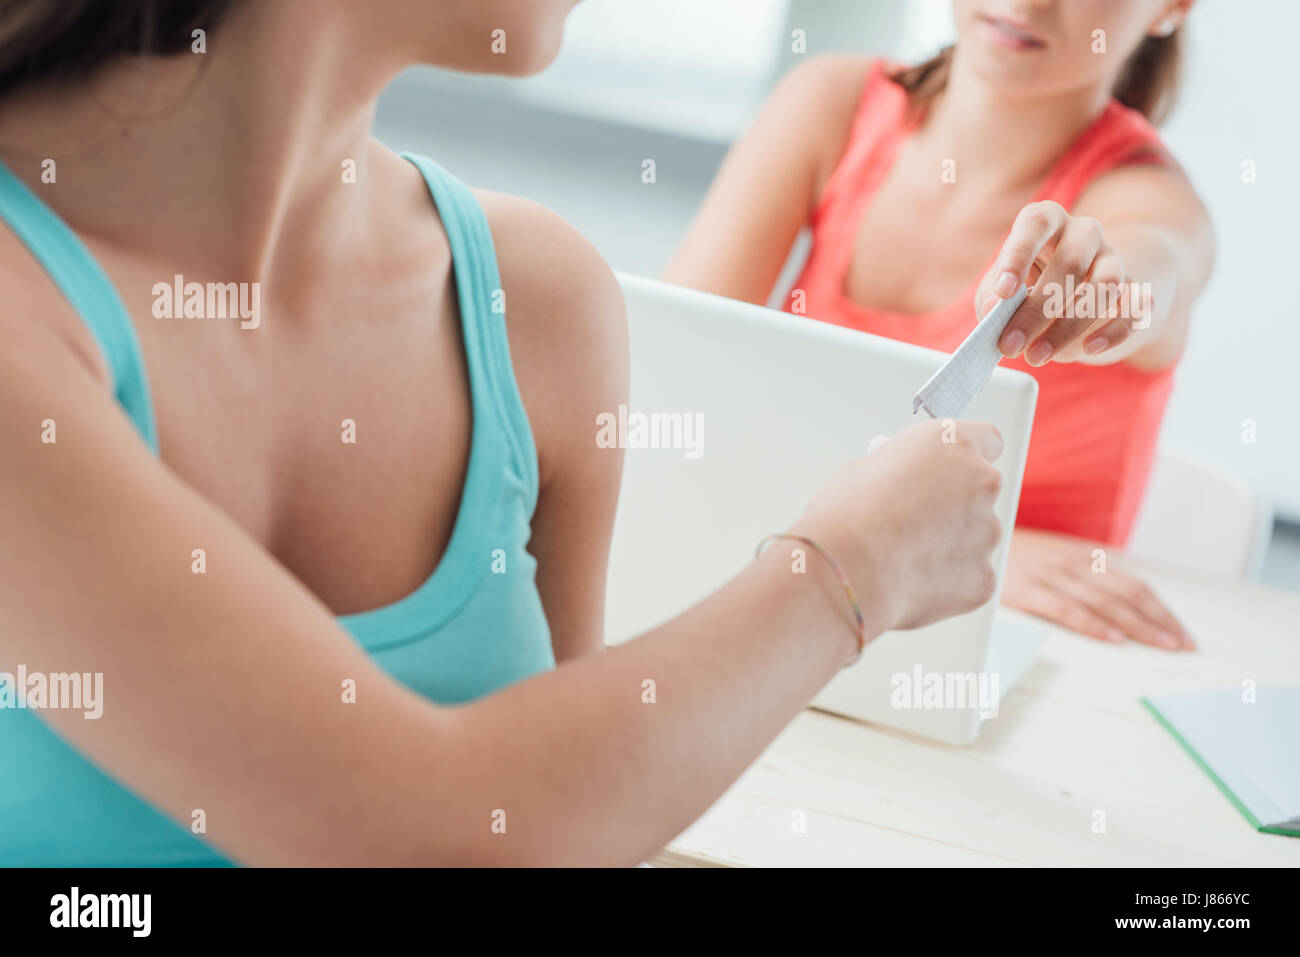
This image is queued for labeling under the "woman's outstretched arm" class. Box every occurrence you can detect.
[0,223,1002,866]
[974,172,1214,371]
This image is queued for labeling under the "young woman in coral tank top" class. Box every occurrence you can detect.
[667,0,1214,652]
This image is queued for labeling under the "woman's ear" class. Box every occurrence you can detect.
[1148,0,1194,38]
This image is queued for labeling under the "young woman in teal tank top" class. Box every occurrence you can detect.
[0,0,1004,865]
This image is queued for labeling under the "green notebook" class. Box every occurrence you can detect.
[1143,686,1300,837]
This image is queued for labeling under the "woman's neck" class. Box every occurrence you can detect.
[0,1,396,283]
[922,47,1115,196]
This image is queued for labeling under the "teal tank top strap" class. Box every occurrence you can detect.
[400,152,541,513]
[0,157,158,453]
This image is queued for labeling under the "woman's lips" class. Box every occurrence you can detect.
[978,14,1048,51]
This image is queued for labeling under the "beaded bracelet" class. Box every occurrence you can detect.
[754,533,868,667]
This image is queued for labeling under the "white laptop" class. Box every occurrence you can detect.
[604,273,1045,745]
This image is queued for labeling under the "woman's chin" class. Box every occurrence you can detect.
[960,45,1056,89]
[456,39,565,78]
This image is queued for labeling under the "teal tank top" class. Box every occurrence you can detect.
[0,153,555,865]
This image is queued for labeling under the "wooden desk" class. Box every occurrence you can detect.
[653,561,1300,867]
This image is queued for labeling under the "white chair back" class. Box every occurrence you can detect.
[1127,446,1272,580]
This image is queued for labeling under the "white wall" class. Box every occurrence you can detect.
[1156,2,1300,519]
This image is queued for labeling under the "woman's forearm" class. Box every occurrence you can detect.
[5,335,997,866]
[415,419,1005,866]
[437,540,875,865]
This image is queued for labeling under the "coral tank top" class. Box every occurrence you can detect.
[787,61,1177,545]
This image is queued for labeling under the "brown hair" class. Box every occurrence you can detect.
[894,29,1185,125]
[0,0,238,97]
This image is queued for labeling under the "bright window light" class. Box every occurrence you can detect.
[516,0,792,141]
[556,0,790,77]
[895,0,956,61]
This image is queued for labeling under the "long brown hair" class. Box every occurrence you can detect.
[894,29,1184,125]
[0,0,238,97]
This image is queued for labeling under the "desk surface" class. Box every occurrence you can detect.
[655,560,1300,867]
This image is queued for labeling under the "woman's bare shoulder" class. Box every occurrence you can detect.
[474,189,623,333]
[761,53,880,196]
[474,189,627,484]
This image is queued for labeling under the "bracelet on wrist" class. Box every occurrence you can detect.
[755,532,868,667]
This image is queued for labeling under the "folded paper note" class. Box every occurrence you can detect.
[913,284,1029,419]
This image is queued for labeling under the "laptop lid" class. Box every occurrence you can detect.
[605,274,1037,744]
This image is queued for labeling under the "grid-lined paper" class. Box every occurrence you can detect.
[913,284,1029,419]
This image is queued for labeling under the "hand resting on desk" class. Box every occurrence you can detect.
[1001,527,1195,651]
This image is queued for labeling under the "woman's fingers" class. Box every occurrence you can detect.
[977,203,1152,364]
[1089,569,1195,649]
[1045,571,1186,651]
[990,200,1071,295]
[1027,243,1127,362]
[957,419,1005,463]
[984,201,1070,356]
[1005,216,1107,365]
[1002,529,1195,652]
[1003,581,1126,644]
[1085,246,1128,309]
[1080,315,1134,357]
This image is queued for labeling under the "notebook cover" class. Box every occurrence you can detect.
[1141,697,1299,837]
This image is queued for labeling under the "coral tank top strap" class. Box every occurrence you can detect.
[813,61,912,228]
[1037,100,1174,209]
